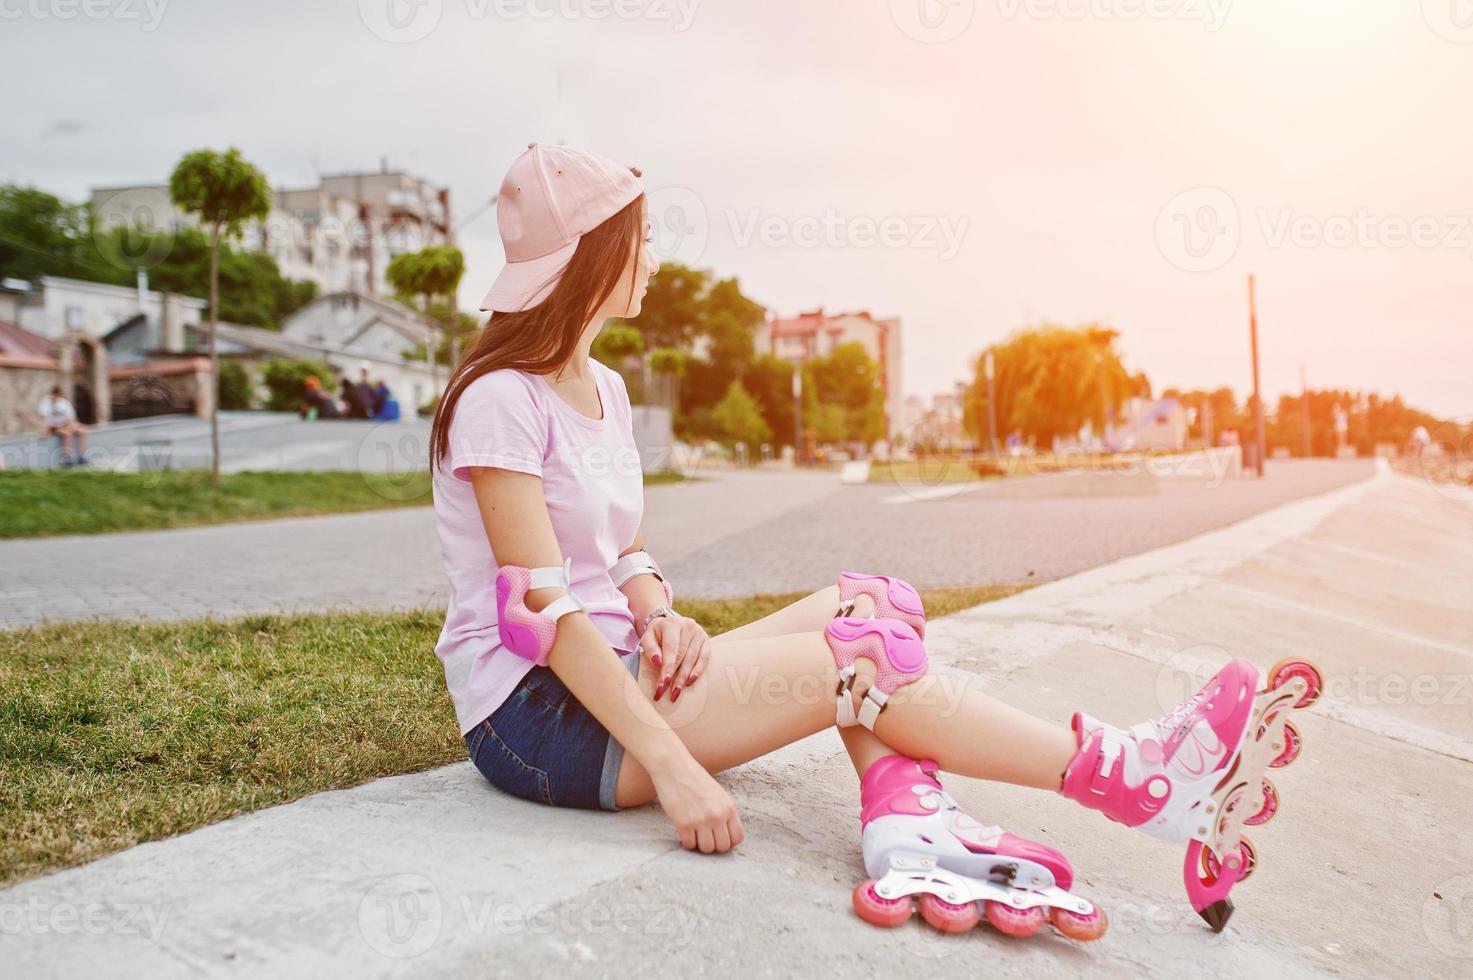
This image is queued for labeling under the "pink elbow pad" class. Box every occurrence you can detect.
[495,559,585,666]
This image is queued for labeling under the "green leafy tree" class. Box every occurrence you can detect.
[387,245,465,391]
[711,380,771,457]
[741,354,796,448]
[0,185,98,281]
[803,341,886,445]
[623,261,709,349]
[262,358,333,413]
[169,147,272,482]
[964,324,1136,450]
[217,361,253,410]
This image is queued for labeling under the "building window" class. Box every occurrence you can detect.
[65,305,84,329]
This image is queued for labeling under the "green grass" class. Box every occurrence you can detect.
[0,584,1023,885]
[0,469,692,539]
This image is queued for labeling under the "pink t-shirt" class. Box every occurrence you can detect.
[433,359,644,734]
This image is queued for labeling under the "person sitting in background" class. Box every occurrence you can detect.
[341,375,371,419]
[370,379,391,417]
[300,375,342,419]
[37,385,88,465]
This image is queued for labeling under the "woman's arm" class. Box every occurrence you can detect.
[468,468,743,852]
[616,528,712,703]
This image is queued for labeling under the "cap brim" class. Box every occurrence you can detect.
[479,239,578,313]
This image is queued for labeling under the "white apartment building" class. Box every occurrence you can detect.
[754,308,904,441]
[90,163,453,298]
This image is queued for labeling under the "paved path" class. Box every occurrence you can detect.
[3,466,1468,977]
[1,460,1373,629]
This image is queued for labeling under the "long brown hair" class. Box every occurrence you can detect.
[430,193,646,470]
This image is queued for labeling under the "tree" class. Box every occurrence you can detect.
[169,148,272,482]
[623,261,709,349]
[742,354,796,448]
[964,323,1136,450]
[387,245,465,391]
[262,358,333,413]
[711,380,771,457]
[0,185,96,281]
[217,361,253,410]
[804,341,886,445]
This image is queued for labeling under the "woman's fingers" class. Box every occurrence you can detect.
[655,619,683,700]
[727,811,745,849]
[696,825,716,854]
[684,634,712,689]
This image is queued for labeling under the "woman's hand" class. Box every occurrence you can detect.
[641,613,712,703]
[649,755,744,853]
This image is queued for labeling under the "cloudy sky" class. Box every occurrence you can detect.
[3,0,1470,418]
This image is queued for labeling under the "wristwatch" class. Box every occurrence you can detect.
[640,606,676,636]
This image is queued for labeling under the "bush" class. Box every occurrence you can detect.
[217,361,253,410]
[261,357,333,413]
[711,381,771,457]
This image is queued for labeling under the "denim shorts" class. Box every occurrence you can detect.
[465,649,640,811]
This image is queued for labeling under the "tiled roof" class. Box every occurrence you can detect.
[0,320,58,367]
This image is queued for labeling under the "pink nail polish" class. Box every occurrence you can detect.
[671,686,681,702]
[688,673,698,685]
[651,653,662,669]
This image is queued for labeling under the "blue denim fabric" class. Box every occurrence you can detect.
[466,648,639,811]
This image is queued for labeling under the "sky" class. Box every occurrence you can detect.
[3,0,1470,418]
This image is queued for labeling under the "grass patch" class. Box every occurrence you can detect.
[0,469,691,539]
[0,584,1024,885]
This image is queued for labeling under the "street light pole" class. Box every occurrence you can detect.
[1300,363,1311,458]
[791,361,803,466]
[984,349,998,454]
[1248,274,1266,478]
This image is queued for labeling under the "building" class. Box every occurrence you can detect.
[0,320,62,436]
[7,275,205,343]
[276,292,442,411]
[753,308,904,441]
[1104,396,1188,452]
[90,162,453,297]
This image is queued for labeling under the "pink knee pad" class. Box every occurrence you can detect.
[837,572,926,639]
[495,560,585,666]
[825,617,928,730]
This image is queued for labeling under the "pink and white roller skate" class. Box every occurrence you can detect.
[1061,657,1322,931]
[853,755,1107,941]
[837,572,926,638]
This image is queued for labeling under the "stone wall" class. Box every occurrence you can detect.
[0,364,60,436]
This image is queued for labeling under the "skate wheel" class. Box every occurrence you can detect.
[918,893,981,933]
[1268,721,1302,769]
[1050,904,1109,941]
[984,900,1046,937]
[1267,659,1322,709]
[1200,836,1257,884]
[1244,778,1279,827]
[853,881,913,928]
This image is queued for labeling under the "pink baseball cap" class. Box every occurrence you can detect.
[480,142,645,312]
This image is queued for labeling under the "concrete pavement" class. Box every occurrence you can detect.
[0,459,1371,629]
[4,463,1469,977]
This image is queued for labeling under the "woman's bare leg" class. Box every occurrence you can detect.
[614,627,1077,807]
[715,586,898,777]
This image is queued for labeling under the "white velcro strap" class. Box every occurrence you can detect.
[528,559,584,619]
[858,690,887,731]
[610,551,663,588]
[836,693,859,728]
[540,595,584,622]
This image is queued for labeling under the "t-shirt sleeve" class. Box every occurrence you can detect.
[445,371,548,482]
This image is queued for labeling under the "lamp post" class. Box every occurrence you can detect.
[984,349,998,454]
[1248,274,1266,478]
[791,360,803,466]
